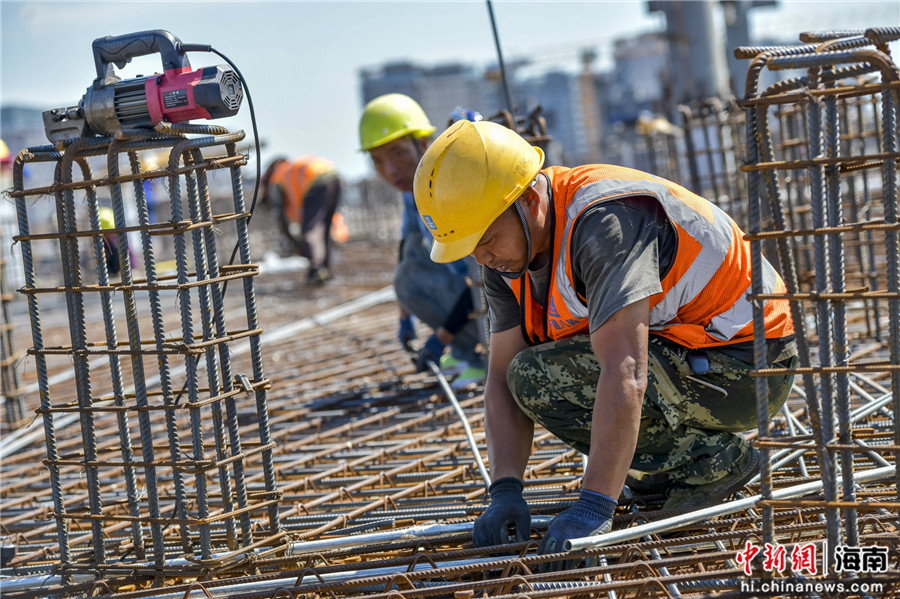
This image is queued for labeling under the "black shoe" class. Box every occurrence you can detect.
[307,267,331,286]
[662,446,759,511]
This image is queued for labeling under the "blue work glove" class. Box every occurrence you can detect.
[473,477,531,547]
[415,333,445,372]
[538,488,617,572]
[397,315,416,349]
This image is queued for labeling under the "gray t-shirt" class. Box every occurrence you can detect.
[484,196,675,334]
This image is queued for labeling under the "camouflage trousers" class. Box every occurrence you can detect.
[506,335,796,487]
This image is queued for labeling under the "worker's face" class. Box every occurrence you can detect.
[472,203,530,274]
[368,136,426,192]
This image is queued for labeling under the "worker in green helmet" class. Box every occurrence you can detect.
[359,93,486,389]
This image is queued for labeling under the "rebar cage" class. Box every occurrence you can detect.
[8,123,281,577]
[740,26,900,553]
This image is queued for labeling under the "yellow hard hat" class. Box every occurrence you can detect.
[414,120,544,263]
[0,138,10,167]
[98,207,115,230]
[359,93,436,151]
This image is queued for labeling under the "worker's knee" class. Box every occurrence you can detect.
[506,337,597,416]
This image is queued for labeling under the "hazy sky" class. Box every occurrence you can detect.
[2,0,898,180]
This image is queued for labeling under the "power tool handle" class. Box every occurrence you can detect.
[92,29,189,80]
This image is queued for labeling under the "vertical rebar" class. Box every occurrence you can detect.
[121,142,193,554]
[183,149,239,550]
[823,69,857,545]
[191,147,254,545]
[83,160,146,559]
[227,141,281,534]
[805,70,843,555]
[745,102,775,546]
[58,143,104,563]
[880,70,900,509]
[167,142,212,558]
[106,140,168,567]
[12,147,71,571]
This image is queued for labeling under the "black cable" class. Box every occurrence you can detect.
[169,44,261,405]
[207,47,262,280]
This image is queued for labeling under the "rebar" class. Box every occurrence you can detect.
[738,29,900,558]
[7,124,281,573]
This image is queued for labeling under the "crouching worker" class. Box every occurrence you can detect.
[359,93,485,388]
[261,155,343,285]
[413,120,797,567]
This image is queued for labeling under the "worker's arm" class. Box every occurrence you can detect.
[414,286,474,370]
[483,326,534,479]
[583,297,649,496]
[538,298,649,567]
[471,326,533,546]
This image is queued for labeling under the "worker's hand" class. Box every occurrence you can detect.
[397,315,416,350]
[415,333,445,372]
[472,477,531,547]
[538,489,616,572]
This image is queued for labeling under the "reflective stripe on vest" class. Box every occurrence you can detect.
[510,165,793,348]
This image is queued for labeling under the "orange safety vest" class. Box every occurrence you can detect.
[509,164,794,348]
[271,155,336,225]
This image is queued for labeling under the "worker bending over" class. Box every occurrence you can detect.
[359,93,485,388]
[261,155,343,285]
[413,121,797,568]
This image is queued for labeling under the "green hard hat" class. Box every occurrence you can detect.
[358,93,435,151]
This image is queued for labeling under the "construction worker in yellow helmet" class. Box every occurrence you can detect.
[414,120,797,570]
[359,93,485,389]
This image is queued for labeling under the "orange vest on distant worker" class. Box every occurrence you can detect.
[270,155,336,224]
[509,164,794,348]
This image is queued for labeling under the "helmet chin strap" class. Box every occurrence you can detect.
[495,199,532,280]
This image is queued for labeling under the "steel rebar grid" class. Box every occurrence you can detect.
[3,267,898,598]
[6,124,281,573]
[738,28,900,556]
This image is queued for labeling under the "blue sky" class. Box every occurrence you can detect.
[2,0,898,180]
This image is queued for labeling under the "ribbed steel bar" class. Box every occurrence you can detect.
[224,135,281,536]
[167,136,212,558]
[107,137,168,567]
[192,146,254,546]
[183,147,239,550]
[58,140,106,564]
[83,151,145,559]
[11,146,71,571]
[746,94,776,545]
[824,66,859,544]
[880,53,900,510]
[120,140,193,554]
[804,66,843,552]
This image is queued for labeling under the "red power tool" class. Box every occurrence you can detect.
[43,29,243,142]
